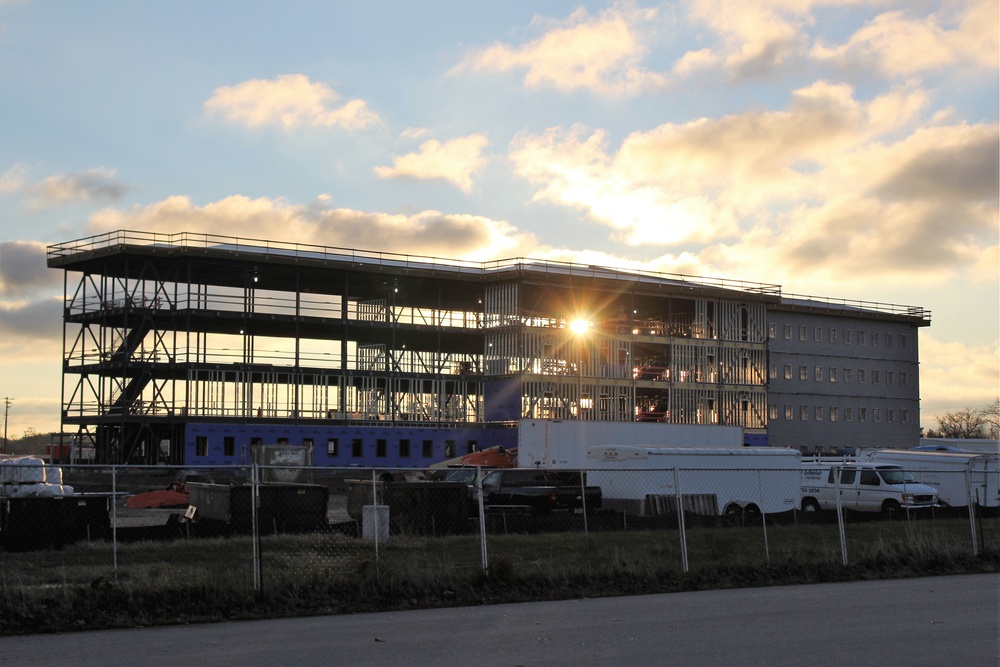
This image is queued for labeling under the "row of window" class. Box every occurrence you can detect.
[769,405,909,424]
[772,365,907,386]
[771,324,907,349]
[192,436,478,459]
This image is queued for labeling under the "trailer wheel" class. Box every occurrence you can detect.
[801,498,821,513]
[723,504,743,526]
[743,504,762,525]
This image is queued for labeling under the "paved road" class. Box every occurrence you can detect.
[2,574,997,666]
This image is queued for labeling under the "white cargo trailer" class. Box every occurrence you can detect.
[518,419,745,469]
[864,449,999,509]
[567,446,800,517]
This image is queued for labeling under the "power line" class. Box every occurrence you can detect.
[2,397,12,454]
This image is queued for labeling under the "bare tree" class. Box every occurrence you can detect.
[982,397,1000,440]
[933,407,987,439]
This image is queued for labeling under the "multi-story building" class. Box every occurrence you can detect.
[46,230,930,465]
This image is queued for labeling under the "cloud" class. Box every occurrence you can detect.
[450,3,667,94]
[508,80,998,285]
[204,74,381,131]
[0,241,61,297]
[29,168,129,208]
[919,333,1000,422]
[85,194,538,261]
[0,164,28,194]
[374,134,489,193]
[811,1,999,76]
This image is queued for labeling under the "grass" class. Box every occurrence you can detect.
[1,515,997,635]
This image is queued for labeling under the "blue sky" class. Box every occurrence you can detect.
[0,0,997,436]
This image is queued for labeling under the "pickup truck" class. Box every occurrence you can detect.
[478,469,602,515]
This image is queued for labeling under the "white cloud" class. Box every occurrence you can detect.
[450,3,667,95]
[811,2,999,76]
[0,241,59,296]
[919,332,1000,425]
[204,74,381,131]
[374,134,489,193]
[29,168,129,209]
[508,80,998,286]
[0,164,28,194]
[85,194,537,261]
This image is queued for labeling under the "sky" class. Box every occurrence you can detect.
[0,0,997,438]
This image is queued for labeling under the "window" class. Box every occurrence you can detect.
[900,371,907,386]
[467,440,478,454]
[784,364,792,380]
[399,439,410,458]
[769,364,777,379]
[422,440,433,458]
[874,408,881,423]
[769,323,776,339]
[873,370,880,384]
[887,371,894,385]
[799,366,808,381]
[858,331,866,345]
[769,405,778,420]
[886,333,893,347]
[844,368,852,383]
[860,408,867,422]
[844,329,852,344]
[223,436,235,457]
[785,405,793,420]
[352,438,363,458]
[814,327,822,341]
[900,334,908,349]
[845,407,853,422]
[815,366,823,381]
[860,470,880,486]
[445,440,455,457]
[277,437,289,445]
[815,406,824,421]
[784,324,792,340]
[251,437,263,446]
[829,367,837,382]
[829,328,837,343]
[800,406,809,420]
[887,409,895,423]
[830,407,838,422]
[195,436,208,457]
[858,369,866,384]
[303,438,314,450]
[872,332,879,346]
[901,409,909,423]
[327,438,339,457]
[799,325,807,341]
[376,438,387,458]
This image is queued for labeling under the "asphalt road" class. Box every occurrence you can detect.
[2,574,997,666]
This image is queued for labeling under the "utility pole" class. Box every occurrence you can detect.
[2,397,11,454]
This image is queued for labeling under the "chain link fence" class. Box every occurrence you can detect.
[1,459,997,600]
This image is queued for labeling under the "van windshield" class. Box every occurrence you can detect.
[878,469,919,485]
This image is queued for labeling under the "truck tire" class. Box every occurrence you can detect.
[723,504,743,526]
[801,498,821,513]
[882,500,902,520]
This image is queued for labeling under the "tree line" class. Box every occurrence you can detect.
[924,398,1000,440]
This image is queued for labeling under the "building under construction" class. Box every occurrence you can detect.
[46,230,931,465]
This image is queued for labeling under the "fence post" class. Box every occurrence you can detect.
[476,466,488,575]
[580,468,589,536]
[371,469,380,581]
[111,464,118,582]
[965,469,979,556]
[251,460,263,593]
[757,470,769,565]
[833,466,848,566]
[673,467,688,573]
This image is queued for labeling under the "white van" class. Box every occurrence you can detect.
[800,460,938,517]
[864,449,999,509]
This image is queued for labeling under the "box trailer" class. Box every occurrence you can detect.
[518,419,745,469]
[571,446,800,517]
[864,449,999,509]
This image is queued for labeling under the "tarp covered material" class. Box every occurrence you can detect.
[2,483,75,498]
[125,490,190,509]
[0,457,46,484]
